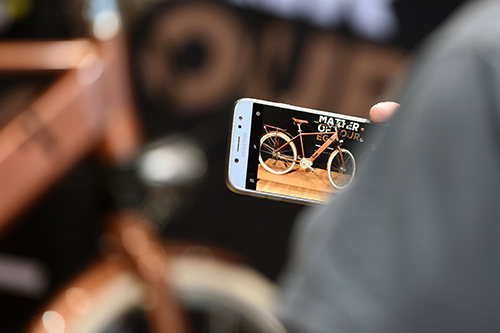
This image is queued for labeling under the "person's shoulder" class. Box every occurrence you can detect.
[438,0,500,52]
[413,0,500,68]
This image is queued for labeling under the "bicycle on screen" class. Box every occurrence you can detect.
[259,117,356,190]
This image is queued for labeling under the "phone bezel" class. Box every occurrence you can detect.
[225,99,254,193]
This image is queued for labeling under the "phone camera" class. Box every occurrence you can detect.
[235,158,239,163]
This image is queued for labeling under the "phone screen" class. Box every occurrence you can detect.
[228,99,382,204]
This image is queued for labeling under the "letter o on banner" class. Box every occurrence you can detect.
[138,1,253,115]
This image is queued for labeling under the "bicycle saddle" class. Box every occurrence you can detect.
[292,117,308,124]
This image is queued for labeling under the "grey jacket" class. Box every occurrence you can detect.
[278,1,500,332]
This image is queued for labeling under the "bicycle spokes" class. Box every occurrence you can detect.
[259,132,297,175]
[328,148,356,189]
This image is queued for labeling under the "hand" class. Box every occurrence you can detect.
[369,101,399,123]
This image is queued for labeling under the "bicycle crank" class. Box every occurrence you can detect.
[299,158,315,173]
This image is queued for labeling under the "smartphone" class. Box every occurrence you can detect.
[226,98,384,205]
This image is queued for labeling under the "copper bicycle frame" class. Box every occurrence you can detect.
[263,122,346,167]
[0,31,187,333]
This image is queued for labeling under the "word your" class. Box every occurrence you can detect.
[317,130,362,142]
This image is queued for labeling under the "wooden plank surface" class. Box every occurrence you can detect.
[256,164,338,202]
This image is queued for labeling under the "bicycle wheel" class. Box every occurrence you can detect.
[327,148,356,189]
[259,132,297,175]
[27,251,286,333]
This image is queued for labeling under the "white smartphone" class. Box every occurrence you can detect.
[226,98,384,205]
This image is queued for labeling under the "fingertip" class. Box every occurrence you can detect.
[370,101,400,123]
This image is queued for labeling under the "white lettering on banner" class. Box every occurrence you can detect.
[318,116,335,129]
[317,116,360,133]
[227,0,397,40]
[346,122,359,131]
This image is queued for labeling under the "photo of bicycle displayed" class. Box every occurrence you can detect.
[259,117,356,190]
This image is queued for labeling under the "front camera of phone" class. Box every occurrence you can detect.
[235,158,239,163]
[238,125,242,129]
[238,116,243,120]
